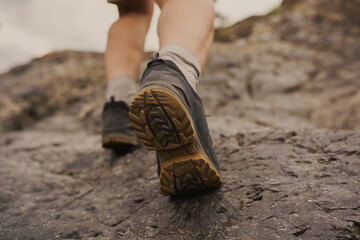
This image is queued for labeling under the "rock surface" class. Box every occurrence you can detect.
[0,0,359,239]
[1,113,359,239]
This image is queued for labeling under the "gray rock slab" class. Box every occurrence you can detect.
[0,113,359,239]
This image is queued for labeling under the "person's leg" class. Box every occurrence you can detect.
[154,0,215,91]
[105,0,153,105]
[129,0,222,195]
[156,0,215,68]
[106,0,154,81]
[102,0,153,150]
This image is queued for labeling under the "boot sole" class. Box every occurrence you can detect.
[102,133,138,149]
[129,87,222,195]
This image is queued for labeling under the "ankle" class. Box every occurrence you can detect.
[106,76,138,106]
[158,44,201,92]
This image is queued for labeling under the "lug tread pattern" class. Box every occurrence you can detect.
[160,158,222,196]
[147,106,179,147]
[129,89,194,151]
[129,88,222,195]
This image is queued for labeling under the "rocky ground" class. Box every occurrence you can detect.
[0,0,359,239]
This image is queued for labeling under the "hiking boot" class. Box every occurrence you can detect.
[102,97,138,150]
[129,59,222,195]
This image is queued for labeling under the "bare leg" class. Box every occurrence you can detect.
[156,0,215,68]
[105,1,154,81]
[128,0,222,195]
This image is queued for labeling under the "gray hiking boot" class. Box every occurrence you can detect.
[102,97,138,151]
[129,58,222,195]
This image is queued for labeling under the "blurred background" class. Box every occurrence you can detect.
[0,0,360,240]
[0,0,359,133]
[1,2,359,238]
[0,0,282,73]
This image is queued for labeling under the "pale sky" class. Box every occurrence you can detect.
[0,0,281,73]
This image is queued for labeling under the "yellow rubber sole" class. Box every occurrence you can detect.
[102,133,138,149]
[129,88,222,195]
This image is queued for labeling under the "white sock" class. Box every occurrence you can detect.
[105,76,137,106]
[159,44,201,92]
